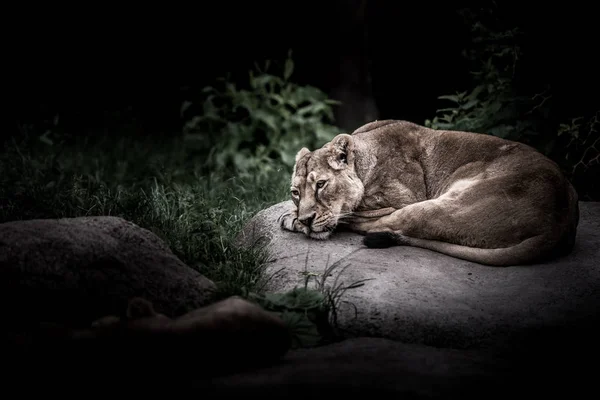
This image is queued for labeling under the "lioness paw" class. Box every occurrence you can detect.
[364,232,401,248]
[309,231,332,240]
[278,210,296,231]
[278,209,307,234]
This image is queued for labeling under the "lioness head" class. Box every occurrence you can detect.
[290,134,364,239]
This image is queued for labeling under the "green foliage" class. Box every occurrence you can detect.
[424,6,537,142]
[555,112,600,200]
[425,3,599,199]
[181,52,340,179]
[558,113,600,175]
[1,133,289,299]
[5,54,358,345]
[248,250,374,348]
[248,288,328,348]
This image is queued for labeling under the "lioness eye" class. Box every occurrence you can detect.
[316,180,326,189]
[291,189,299,196]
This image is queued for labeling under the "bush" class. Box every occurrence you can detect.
[424,3,599,200]
[181,52,340,178]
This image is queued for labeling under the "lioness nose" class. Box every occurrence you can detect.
[298,212,316,227]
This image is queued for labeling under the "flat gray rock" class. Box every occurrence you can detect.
[0,216,217,332]
[238,201,600,349]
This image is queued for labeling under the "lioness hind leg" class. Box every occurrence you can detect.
[359,199,556,266]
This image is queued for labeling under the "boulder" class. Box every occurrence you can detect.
[201,337,504,397]
[198,335,595,398]
[10,296,294,389]
[0,216,217,333]
[238,201,600,349]
[18,335,594,397]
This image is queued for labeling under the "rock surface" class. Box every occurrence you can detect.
[0,216,217,331]
[1,208,597,397]
[201,337,505,397]
[238,201,600,349]
[198,335,595,398]
[15,334,596,397]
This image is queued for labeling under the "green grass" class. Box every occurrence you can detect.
[1,134,290,299]
[1,133,368,348]
[3,61,363,348]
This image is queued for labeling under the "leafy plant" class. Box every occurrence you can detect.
[556,112,600,200]
[181,52,341,179]
[424,5,542,144]
[247,288,327,348]
[559,112,600,174]
[246,249,373,348]
[424,2,599,200]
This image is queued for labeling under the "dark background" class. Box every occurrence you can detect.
[7,1,599,144]
[2,3,599,388]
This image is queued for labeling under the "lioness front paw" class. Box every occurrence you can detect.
[277,209,309,235]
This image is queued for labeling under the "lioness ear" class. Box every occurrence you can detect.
[126,297,157,320]
[295,147,310,162]
[327,134,354,170]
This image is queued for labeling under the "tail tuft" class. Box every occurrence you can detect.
[363,231,398,248]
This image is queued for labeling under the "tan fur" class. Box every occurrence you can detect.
[280,120,580,266]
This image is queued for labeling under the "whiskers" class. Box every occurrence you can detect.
[333,211,362,225]
[333,211,354,222]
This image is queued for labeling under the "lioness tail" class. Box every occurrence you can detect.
[363,231,558,267]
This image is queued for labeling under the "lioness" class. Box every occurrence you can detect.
[279,120,579,266]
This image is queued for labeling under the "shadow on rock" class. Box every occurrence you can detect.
[5,295,293,393]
